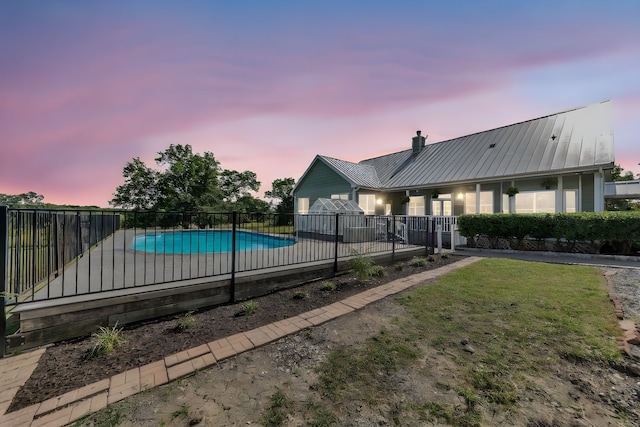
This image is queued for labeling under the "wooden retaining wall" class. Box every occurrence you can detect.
[7,248,426,352]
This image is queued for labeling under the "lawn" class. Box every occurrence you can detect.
[305,258,622,426]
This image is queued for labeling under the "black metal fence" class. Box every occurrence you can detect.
[1,207,437,355]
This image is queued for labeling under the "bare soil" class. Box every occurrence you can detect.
[9,256,640,427]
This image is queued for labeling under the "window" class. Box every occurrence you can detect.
[515,191,555,213]
[564,190,577,212]
[297,198,309,214]
[431,193,452,216]
[359,194,376,215]
[408,196,425,215]
[331,194,348,200]
[465,191,493,214]
[432,200,452,216]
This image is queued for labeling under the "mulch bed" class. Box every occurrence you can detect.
[8,254,464,413]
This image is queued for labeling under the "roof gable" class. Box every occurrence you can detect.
[317,155,382,188]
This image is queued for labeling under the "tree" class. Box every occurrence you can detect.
[110,158,159,210]
[220,170,260,204]
[611,164,635,182]
[607,164,640,211]
[265,178,295,224]
[233,195,271,215]
[0,192,45,207]
[110,144,223,211]
[265,178,295,214]
[154,144,222,211]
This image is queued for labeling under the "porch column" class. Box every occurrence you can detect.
[594,170,605,212]
[556,176,563,212]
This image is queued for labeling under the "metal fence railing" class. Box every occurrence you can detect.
[1,207,454,355]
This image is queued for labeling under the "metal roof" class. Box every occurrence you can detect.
[296,101,614,192]
[317,155,382,188]
[308,198,364,214]
[369,101,614,189]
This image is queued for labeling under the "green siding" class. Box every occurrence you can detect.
[581,173,595,211]
[294,161,352,207]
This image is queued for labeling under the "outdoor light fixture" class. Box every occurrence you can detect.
[457,193,464,200]
[376,198,383,205]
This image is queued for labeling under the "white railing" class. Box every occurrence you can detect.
[605,180,640,198]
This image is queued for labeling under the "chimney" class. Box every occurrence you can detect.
[412,130,426,155]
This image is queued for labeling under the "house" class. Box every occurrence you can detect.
[293,101,618,217]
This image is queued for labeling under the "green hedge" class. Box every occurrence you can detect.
[457,212,640,253]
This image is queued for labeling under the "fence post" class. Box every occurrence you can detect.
[230,211,237,303]
[391,215,396,262]
[1,205,8,357]
[333,213,339,273]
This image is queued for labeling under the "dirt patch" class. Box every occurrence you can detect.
[9,253,461,413]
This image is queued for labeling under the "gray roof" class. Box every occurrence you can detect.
[365,100,614,189]
[299,101,614,192]
[317,156,382,188]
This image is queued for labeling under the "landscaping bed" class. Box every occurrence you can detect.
[8,253,462,412]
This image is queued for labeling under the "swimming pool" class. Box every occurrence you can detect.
[132,230,295,254]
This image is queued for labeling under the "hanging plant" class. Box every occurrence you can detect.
[431,189,440,199]
[400,196,410,204]
[540,177,558,190]
[506,186,519,197]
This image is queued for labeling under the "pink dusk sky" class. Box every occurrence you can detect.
[1,1,639,207]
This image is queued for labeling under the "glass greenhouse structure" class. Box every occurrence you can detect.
[297,198,392,243]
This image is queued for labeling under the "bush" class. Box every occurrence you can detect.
[458,212,640,253]
[86,323,125,360]
[348,253,386,281]
[173,311,195,332]
[319,281,337,291]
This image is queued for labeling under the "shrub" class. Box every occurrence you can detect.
[86,323,124,360]
[173,311,195,332]
[410,257,427,267]
[348,253,386,281]
[293,290,309,300]
[319,281,337,291]
[239,300,259,315]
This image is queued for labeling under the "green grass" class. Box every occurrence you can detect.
[261,389,293,426]
[402,258,621,364]
[308,258,621,425]
[238,222,294,235]
[315,329,418,402]
[71,405,128,427]
[171,404,190,419]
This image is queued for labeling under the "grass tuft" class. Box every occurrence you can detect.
[319,281,336,291]
[85,323,124,360]
[173,311,195,332]
[261,389,292,427]
[293,290,309,300]
[235,300,259,317]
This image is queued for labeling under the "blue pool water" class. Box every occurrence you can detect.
[132,230,294,254]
